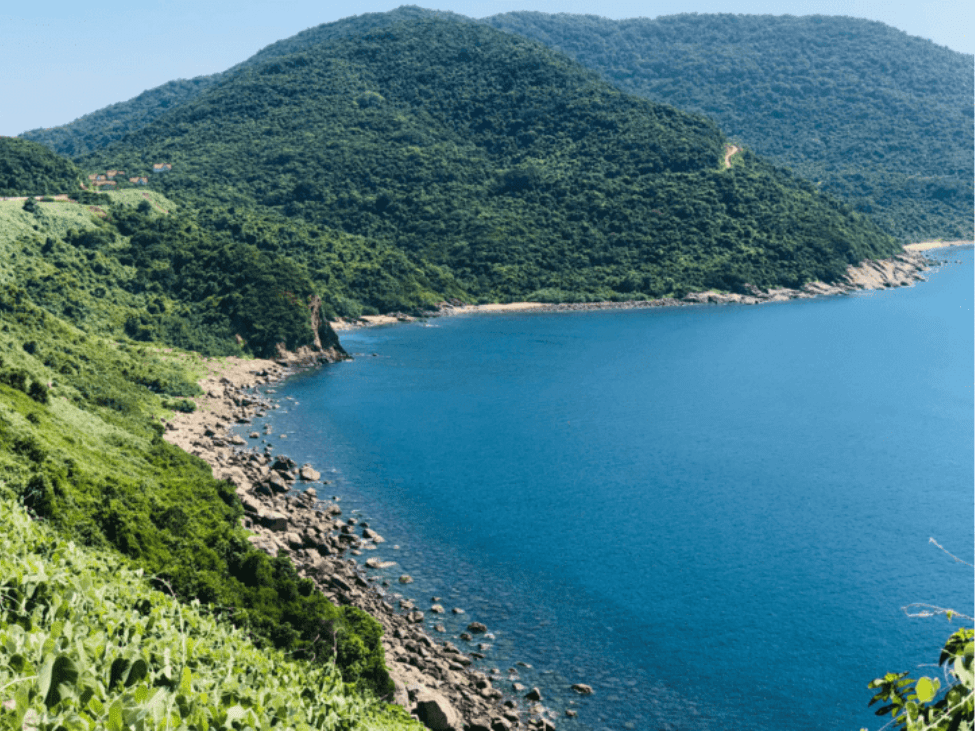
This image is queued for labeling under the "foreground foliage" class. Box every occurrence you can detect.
[0,497,419,730]
[866,626,973,731]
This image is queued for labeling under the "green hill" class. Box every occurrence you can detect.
[482,11,974,242]
[0,190,397,698]
[0,137,83,196]
[83,19,900,306]
[22,8,972,242]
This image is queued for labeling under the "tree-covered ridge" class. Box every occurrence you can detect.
[0,137,82,196]
[28,7,970,242]
[84,19,900,303]
[482,11,974,242]
[20,75,221,159]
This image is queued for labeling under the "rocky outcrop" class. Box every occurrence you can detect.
[274,295,350,365]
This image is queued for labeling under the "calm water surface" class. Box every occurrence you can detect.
[249,249,973,730]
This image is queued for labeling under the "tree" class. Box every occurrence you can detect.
[22,196,39,214]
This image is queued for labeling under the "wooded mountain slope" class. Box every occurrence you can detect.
[0,137,82,196]
[482,11,974,242]
[22,7,972,243]
[84,19,900,305]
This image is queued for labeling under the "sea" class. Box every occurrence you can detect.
[242,247,973,731]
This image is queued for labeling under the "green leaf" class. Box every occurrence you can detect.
[106,699,124,731]
[109,658,129,690]
[179,667,193,696]
[125,658,148,687]
[915,676,940,703]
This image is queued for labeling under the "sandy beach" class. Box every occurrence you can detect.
[904,240,974,252]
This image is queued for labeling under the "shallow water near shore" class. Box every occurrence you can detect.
[249,248,972,730]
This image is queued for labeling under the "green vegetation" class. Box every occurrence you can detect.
[22,8,972,242]
[866,626,973,730]
[482,11,974,242]
[0,138,82,197]
[19,76,222,159]
[85,19,900,306]
[0,497,419,730]
[0,193,394,705]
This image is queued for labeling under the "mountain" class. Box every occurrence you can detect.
[82,19,899,307]
[482,11,974,243]
[0,137,82,195]
[21,8,972,243]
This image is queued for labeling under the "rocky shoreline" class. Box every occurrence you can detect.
[334,249,941,328]
[163,355,560,731]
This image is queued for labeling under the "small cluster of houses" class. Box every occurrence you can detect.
[84,163,171,190]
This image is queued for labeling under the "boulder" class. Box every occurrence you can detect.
[467,622,488,634]
[399,574,414,584]
[412,688,463,731]
[299,464,321,481]
[267,472,291,494]
[260,512,289,532]
[570,683,593,695]
[524,687,543,701]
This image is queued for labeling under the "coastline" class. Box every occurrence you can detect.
[159,243,968,729]
[332,246,961,331]
[162,355,542,730]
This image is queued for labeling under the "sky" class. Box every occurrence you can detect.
[1,0,972,137]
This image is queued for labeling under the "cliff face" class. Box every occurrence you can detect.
[275,295,349,364]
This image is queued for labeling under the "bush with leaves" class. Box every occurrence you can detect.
[0,497,419,730]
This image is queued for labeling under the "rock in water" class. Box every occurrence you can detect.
[299,464,321,481]
[571,683,593,695]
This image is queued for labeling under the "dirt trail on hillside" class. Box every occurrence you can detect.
[724,144,740,169]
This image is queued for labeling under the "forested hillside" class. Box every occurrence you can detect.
[84,19,900,306]
[0,137,82,196]
[20,76,221,159]
[483,11,974,242]
[21,7,972,243]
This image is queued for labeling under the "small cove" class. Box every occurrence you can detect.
[244,248,973,730]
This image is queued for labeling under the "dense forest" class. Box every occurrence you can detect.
[0,137,82,196]
[482,11,974,242]
[84,20,900,307]
[21,7,973,242]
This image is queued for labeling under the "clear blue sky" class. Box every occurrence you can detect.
[1,0,971,137]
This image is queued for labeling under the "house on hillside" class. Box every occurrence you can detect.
[152,163,172,173]
[106,170,124,179]
[129,176,148,185]
[94,180,116,190]
[87,174,98,181]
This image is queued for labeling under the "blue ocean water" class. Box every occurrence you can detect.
[250,249,973,731]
